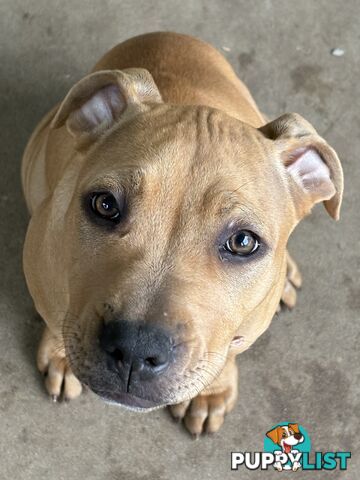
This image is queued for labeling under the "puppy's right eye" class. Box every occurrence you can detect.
[90,192,122,222]
[224,230,260,256]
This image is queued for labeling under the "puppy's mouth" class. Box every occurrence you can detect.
[99,391,165,411]
[64,319,227,408]
[283,442,292,454]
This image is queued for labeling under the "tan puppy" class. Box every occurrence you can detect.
[22,32,343,436]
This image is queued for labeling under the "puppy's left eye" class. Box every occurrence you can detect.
[90,192,121,222]
[224,230,259,256]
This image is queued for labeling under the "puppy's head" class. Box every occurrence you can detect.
[266,424,304,453]
[48,69,343,409]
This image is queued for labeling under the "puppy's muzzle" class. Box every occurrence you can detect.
[99,319,174,382]
[72,316,195,409]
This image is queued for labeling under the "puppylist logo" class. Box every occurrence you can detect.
[231,422,351,472]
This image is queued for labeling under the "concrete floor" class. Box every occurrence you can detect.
[0,1,359,479]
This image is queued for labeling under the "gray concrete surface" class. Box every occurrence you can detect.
[0,1,359,479]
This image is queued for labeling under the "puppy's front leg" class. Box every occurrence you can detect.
[169,356,238,436]
[278,251,302,310]
[37,326,82,402]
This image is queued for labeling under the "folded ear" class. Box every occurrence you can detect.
[51,68,162,147]
[259,113,343,220]
[266,426,280,445]
[289,423,300,434]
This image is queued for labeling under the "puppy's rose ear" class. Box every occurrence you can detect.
[266,427,280,445]
[259,113,343,220]
[50,68,162,147]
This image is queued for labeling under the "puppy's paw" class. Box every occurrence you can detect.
[37,327,82,402]
[169,386,237,436]
[278,251,302,311]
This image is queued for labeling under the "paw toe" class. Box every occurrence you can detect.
[171,389,234,436]
[281,279,298,309]
[37,328,82,402]
[64,369,83,400]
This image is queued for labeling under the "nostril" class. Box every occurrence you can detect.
[103,348,126,373]
[145,357,161,367]
[111,349,124,364]
[145,357,156,367]
[144,354,168,369]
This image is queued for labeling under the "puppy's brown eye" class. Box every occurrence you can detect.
[224,230,259,256]
[91,193,121,221]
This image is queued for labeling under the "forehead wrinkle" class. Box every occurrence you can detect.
[202,174,260,214]
[194,105,256,147]
[195,107,223,144]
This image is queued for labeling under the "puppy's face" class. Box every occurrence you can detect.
[49,69,342,409]
[266,424,304,453]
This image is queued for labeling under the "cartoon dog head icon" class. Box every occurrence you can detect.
[266,423,304,454]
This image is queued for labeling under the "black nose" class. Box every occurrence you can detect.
[99,320,173,380]
[294,433,303,441]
